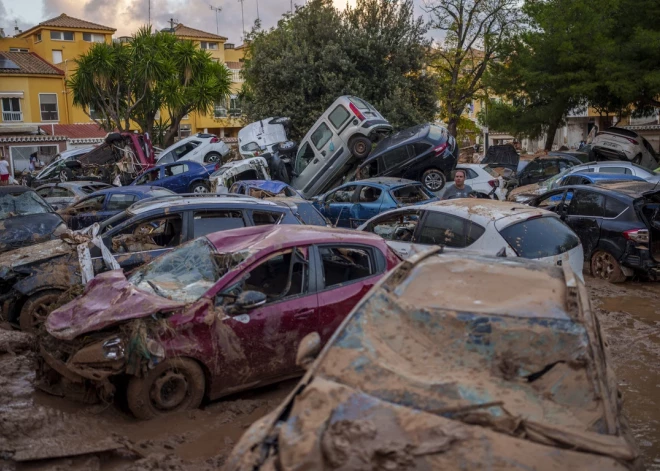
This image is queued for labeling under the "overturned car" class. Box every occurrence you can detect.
[225,248,639,470]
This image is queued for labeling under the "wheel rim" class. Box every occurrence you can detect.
[59,170,68,182]
[355,141,367,154]
[593,252,616,280]
[193,185,208,193]
[150,370,188,411]
[27,294,62,330]
[424,172,444,191]
[206,154,219,163]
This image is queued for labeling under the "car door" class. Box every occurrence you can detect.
[61,194,106,230]
[563,189,603,259]
[361,208,423,258]
[320,184,358,227]
[48,186,76,211]
[351,184,384,227]
[416,211,484,249]
[314,244,386,343]
[134,168,161,186]
[160,163,189,193]
[213,247,317,390]
[294,122,343,186]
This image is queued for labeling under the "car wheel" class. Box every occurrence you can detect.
[350,136,372,159]
[632,153,642,165]
[126,358,205,420]
[204,152,222,163]
[422,169,446,192]
[274,140,297,156]
[59,168,74,183]
[591,250,627,283]
[189,181,209,193]
[19,289,64,333]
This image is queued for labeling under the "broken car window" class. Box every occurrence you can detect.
[359,186,382,203]
[107,193,139,211]
[110,215,183,252]
[391,185,432,205]
[295,142,316,175]
[252,211,283,226]
[0,191,53,219]
[129,238,221,303]
[367,210,420,242]
[499,216,580,259]
[327,185,357,203]
[319,246,374,289]
[193,210,245,237]
[418,212,484,248]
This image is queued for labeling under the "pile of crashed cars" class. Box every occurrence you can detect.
[0,95,656,469]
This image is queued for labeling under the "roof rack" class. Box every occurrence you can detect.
[128,192,254,210]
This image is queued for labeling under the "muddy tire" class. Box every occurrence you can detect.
[19,290,64,333]
[204,152,222,163]
[591,250,627,283]
[126,358,205,420]
[189,181,209,193]
[350,136,372,159]
[422,168,446,192]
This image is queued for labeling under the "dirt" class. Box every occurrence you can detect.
[1,274,659,470]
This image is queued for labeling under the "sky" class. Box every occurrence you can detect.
[0,0,431,45]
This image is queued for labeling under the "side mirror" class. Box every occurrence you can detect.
[229,290,266,314]
[296,332,321,370]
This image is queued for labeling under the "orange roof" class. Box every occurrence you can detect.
[18,13,116,38]
[173,24,227,41]
[0,52,64,76]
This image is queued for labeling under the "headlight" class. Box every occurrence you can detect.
[102,337,125,360]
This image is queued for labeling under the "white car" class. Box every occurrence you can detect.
[238,117,291,158]
[454,164,507,200]
[209,157,271,193]
[156,133,230,165]
[591,127,659,169]
[357,199,584,279]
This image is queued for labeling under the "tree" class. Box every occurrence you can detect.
[425,0,521,138]
[240,0,438,139]
[68,27,231,146]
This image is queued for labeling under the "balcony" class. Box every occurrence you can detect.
[229,69,243,83]
[2,111,23,122]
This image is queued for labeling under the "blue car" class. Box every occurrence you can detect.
[132,161,216,193]
[314,178,437,228]
[545,172,646,204]
[58,185,174,230]
[229,180,303,198]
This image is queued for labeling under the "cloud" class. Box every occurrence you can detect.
[0,0,33,35]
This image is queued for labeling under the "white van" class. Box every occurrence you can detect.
[209,157,271,193]
[238,117,291,158]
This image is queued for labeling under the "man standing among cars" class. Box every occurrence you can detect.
[441,169,473,199]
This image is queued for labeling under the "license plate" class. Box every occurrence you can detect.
[602,141,620,149]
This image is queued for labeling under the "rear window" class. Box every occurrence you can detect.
[427,125,446,142]
[499,216,580,259]
[329,105,350,129]
[349,97,370,110]
[390,185,432,205]
[294,202,328,226]
[604,197,628,217]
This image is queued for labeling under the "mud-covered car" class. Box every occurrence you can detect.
[225,248,639,470]
[0,194,311,332]
[0,186,67,254]
[38,225,401,419]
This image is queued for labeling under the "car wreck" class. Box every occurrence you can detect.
[225,248,639,470]
[37,225,400,419]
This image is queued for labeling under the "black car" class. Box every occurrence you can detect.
[0,194,312,332]
[530,181,660,282]
[355,123,458,192]
[0,186,66,254]
[517,154,583,186]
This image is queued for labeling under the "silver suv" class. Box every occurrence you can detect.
[291,96,392,198]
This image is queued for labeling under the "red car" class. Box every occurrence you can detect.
[40,225,400,419]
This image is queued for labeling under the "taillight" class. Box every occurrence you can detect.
[488,179,498,188]
[623,228,649,244]
[349,103,365,121]
[215,163,220,171]
[625,137,638,145]
[210,137,219,143]
[433,142,449,155]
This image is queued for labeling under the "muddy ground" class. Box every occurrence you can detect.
[0,274,659,470]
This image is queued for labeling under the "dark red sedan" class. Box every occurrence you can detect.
[41,225,400,419]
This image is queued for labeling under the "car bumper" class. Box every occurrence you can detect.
[620,245,660,275]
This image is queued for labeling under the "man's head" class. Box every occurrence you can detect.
[454,169,466,188]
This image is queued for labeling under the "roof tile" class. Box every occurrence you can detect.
[19,13,115,37]
[0,52,64,76]
[174,24,227,41]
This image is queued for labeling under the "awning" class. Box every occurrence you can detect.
[0,91,24,99]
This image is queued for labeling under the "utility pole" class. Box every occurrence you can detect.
[238,0,245,40]
[256,0,260,22]
[210,5,222,35]
[291,0,293,13]
[148,0,151,26]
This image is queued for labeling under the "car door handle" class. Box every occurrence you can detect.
[313,158,319,164]
[294,309,315,319]
[321,151,326,157]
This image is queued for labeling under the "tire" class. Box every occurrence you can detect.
[126,358,205,420]
[204,152,222,163]
[632,153,642,165]
[189,181,209,193]
[274,140,297,156]
[59,168,74,183]
[350,136,372,159]
[591,250,627,283]
[19,290,64,333]
[421,169,447,192]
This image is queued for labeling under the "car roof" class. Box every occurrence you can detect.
[352,177,421,188]
[0,185,34,195]
[369,124,431,157]
[206,224,386,254]
[419,199,548,225]
[127,194,279,215]
[37,181,110,189]
[535,154,581,163]
[600,127,639,139]
[91,185,167,196]
[592,181,660,197]
[567,172,643,182]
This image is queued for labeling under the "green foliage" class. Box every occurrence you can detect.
[240,0,438,139]
[68,26,231,146]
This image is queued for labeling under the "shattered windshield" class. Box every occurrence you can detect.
[0,191,53,220]
[128,238,247,303]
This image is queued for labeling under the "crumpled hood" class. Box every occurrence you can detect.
[46,270,186,341]
[0,213,64,254]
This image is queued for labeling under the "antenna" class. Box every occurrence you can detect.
[209,5,222,35]
[238,0,245,41]
[169,18,178,30]
[256,0,260,22]
[148,0,151,27]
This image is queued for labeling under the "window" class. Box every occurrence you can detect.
[562,175,583,186]
[358,186,381,202]
[135,169,161,185]
[252,210,283,226]
[9,48,29,52]
[36,188,51,198]
[241,142,260,153]
[328,105,350,129]
[200,41,219,50]
[310,123,333,150]
[106,194,138,211]
[523,160,543,176]
[381,146,409,169]
[89,106,102,120]
[69,195,105,214]
[293,202,328,226]
[418,212,484,247]
[52,50,63,63]
[295,142,316,174]
[235,249,308,302]
[111,215,183,251]
[35,33,42,42]
[568,190,604,217]
[192,210,245,237]
[604,197,628,218]
[391,185,431,205]
[413,142,432,155]
[366,210,420,242]
[600,167,631,175]
[179,124,192,138]
[319,246,374,289]
[164,164,188,177]
[83,33,105,43]
[1,98,21,122]
[39,94,58,121]
[327,185,357,203]
[461,168,479,180]
[0,191,53,219]
[214,102,227,118]
[499,217,580,259]
[173,141,200,159]
[50,187,73,198]
[50,31,74,41]
[541,160,560,177]
[229,95,241,117]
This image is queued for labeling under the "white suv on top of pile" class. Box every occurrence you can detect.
[156,133,231,165]
[591,127,659,169]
